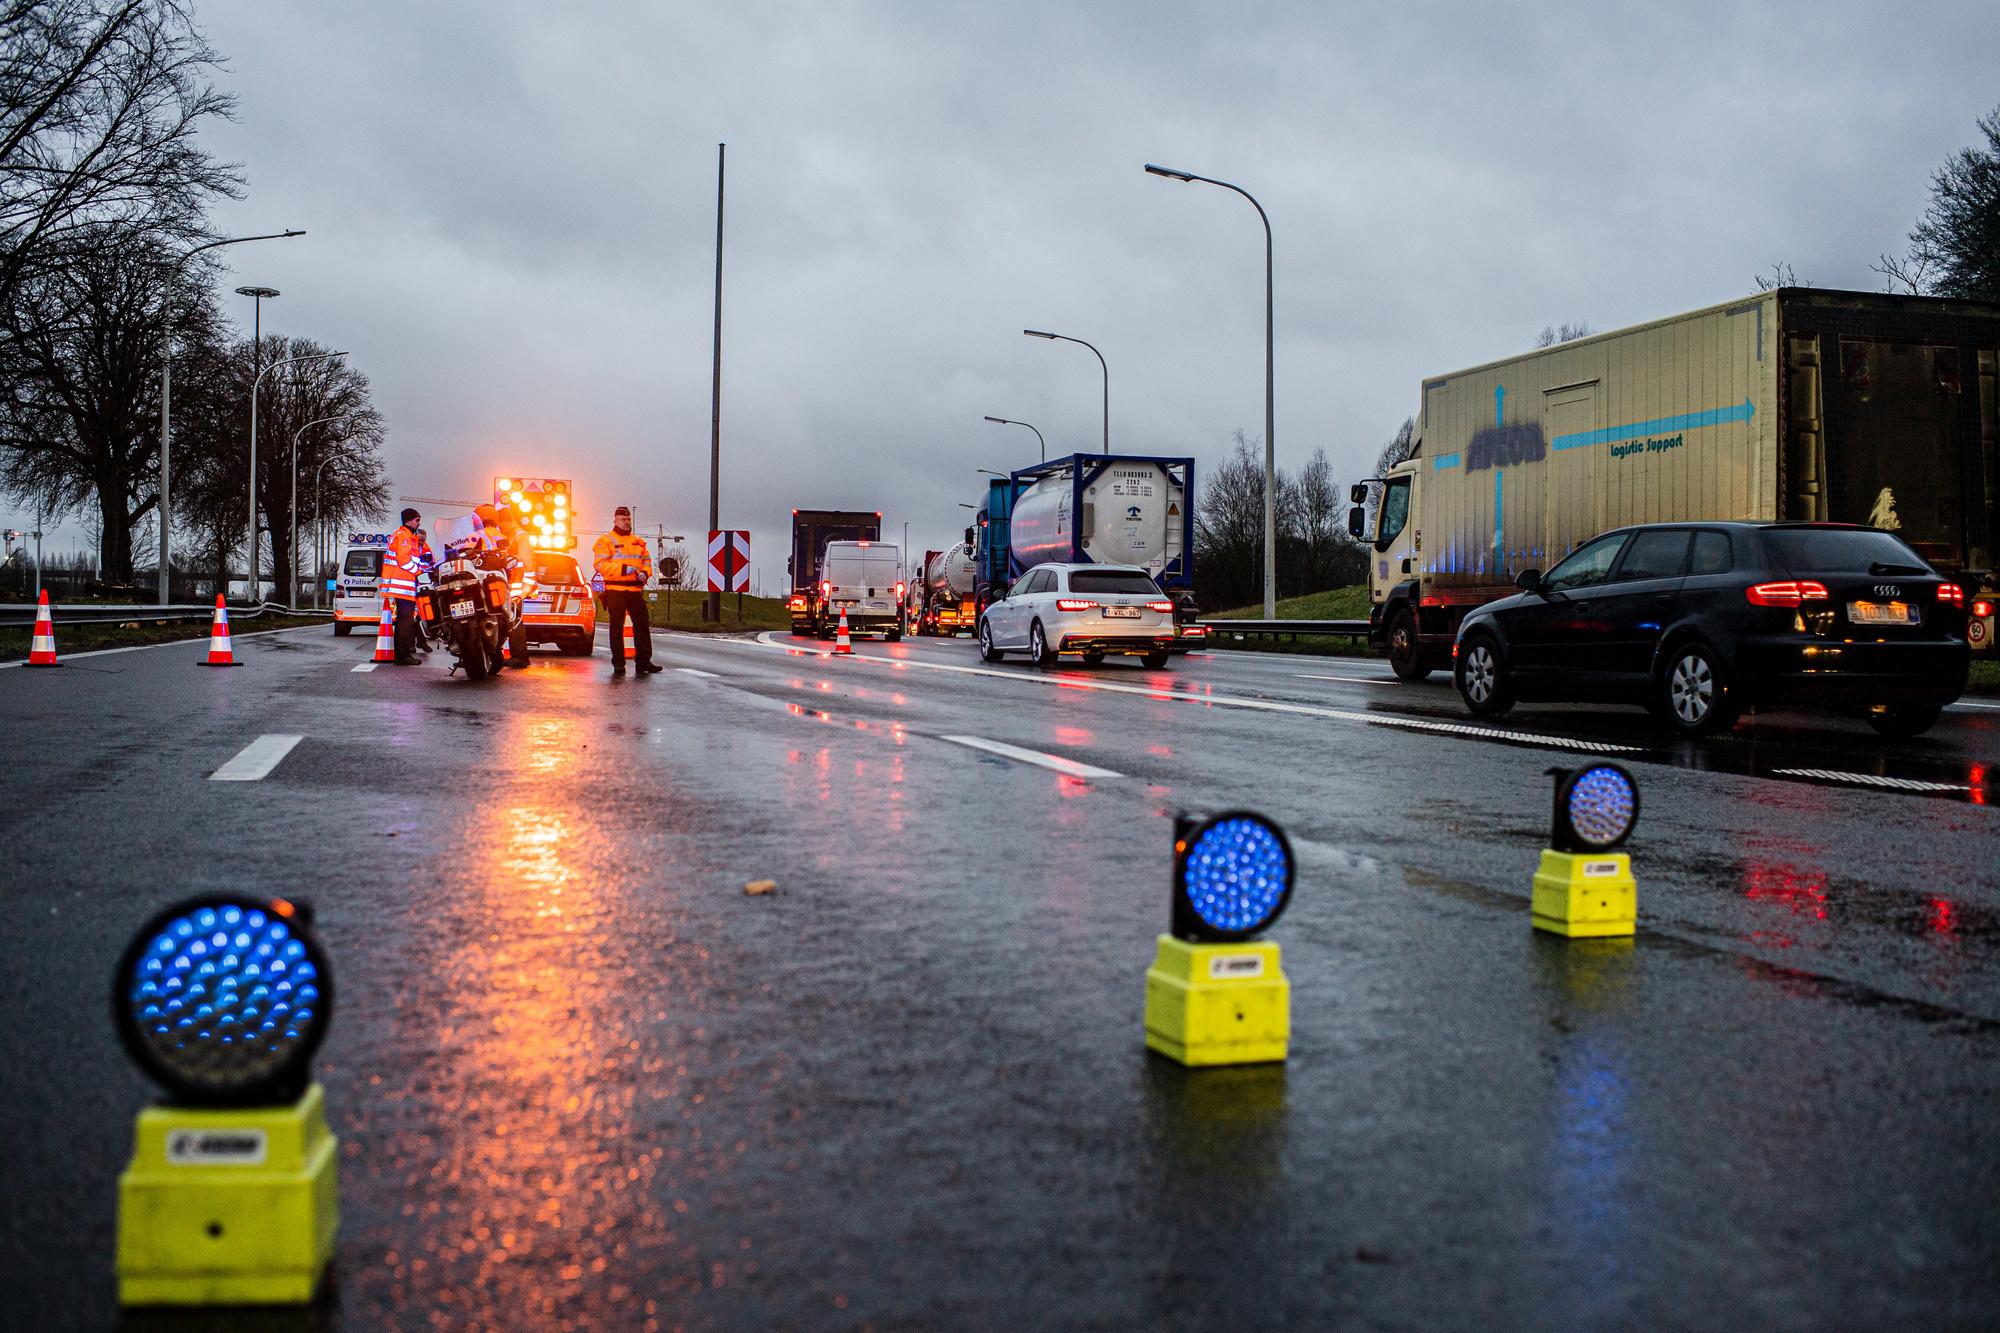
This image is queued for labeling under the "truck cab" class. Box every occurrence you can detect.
[1353,461,1438,678]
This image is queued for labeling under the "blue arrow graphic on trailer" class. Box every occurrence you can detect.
[1494,384,1506,428]
[1552,399,1755,451]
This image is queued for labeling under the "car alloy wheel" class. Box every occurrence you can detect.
[1462,643,1497,704]
[1668,650,1714,724]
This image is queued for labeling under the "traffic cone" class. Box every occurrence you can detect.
[501,634,513,665]
[623,618,636,657]
[203,594,239,667]
[834,606,853,655]
[372,596,396,663]
[26,590,57,667]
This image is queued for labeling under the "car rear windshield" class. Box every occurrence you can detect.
[343,549,382,576]
[1066,570,1160,595]
[534,554,580,583]
[1761,528,1931,574]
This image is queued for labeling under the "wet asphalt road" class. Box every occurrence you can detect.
[1,624,1997,1330]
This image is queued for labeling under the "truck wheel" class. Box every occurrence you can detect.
[1388,608,1431,681]
[887,629,903,643]
[1029,621,1057,668]
[1454,635,1514,715]
[1140,651,1170,669]
[1659,642,1737,735]
[1866,703,1943,738]
[978,619,1004,663]
[334,621,353,637]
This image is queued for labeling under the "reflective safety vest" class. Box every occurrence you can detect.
[593,531,652,589]
[385,527,427,603]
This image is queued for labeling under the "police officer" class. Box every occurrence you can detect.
[593,505,661,676]
[384,507,428,664]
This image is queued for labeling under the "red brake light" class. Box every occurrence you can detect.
[788,595,806,610]
[1147,600,1174,612]
[821,581,830,596]
[895,582,905,598]
[1745,580,1829,607]
[1937,583,1964,607]
[1056,598,1097,612]
[1974,599,1994,617]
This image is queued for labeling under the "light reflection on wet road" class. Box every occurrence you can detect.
[0,623,1995,1328]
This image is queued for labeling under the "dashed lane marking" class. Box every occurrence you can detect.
[940,735,1121,779]
[676,667,719,678]
[1948,699,2000,712]
[211,734,304,782]
[350,662,378,673]
[1296,672,1398,687]
[1771,768,1972,794]
[739,632,1642,756]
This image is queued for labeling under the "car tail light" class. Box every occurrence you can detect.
[1745,580,1830,607]
[788,594,806,610]
[1937,583,1965,607]
[820,581,830,597]
[1974,599,1995,617]
[1056,599,1097,612]
[895,582,905,598]
[1147,600,1174,612]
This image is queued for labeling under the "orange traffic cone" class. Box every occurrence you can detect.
[372,596,396,662]
[203,594,238,666]
[623,618,637,656]
[834,605,853,655]
[501,634,513,665]
[26,589,57,667]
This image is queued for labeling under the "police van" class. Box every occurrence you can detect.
[332,532,390,636]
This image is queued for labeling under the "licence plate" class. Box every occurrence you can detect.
[1105,605,1141,618]
[450,599,475,618]
[524,600,551,614]
[1850,600,1918,626]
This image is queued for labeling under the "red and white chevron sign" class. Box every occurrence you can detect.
[707,530,750,592]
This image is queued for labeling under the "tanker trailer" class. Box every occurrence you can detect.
[917,542,980,635]
[1006,454,1194,593]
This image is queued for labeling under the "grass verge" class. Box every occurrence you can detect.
[639,591,792,634]
[0,613,325,663]
[1200,585,1375,658]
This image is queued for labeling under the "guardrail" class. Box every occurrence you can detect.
[0,601,330,629]
[1199,618,1371,640]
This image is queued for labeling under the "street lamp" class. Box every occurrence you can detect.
[983,415,1045,462]
[1022,330,1108,454]
[247,351,344,602]
[312,455,340,609]
[155,231,303,604]
[1145,162,1277,618]
[291,414,359,610]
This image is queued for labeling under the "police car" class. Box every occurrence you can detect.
[331,532,389,636]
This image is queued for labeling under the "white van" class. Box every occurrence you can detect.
[332,532,389,635]
[815,540,903,640]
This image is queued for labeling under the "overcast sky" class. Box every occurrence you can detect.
[10,1,1999,584]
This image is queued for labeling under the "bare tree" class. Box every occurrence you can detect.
[1193,430,1269,611]
[1872,105,2000,301]
[0,1,239,325]
[1752,262,1809,292]
[0,225,218,580]
[1534,321,1595,347]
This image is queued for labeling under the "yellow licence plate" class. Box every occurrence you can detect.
[1849,600,1918,626]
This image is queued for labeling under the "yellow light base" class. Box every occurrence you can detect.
[1144,935,1290,1066]
[1531,850,1637,938]
[116,1083,338,1307]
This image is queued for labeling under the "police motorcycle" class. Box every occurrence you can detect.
[423,513,521,680]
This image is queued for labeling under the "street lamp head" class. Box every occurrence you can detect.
[983,415,1009,425]
[1144,163,1196,182]
[281,229,306,238]
[1023,329,1056,340]
[235,286,280,299]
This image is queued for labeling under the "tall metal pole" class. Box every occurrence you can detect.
[1022,330,1108,454]
[984,415,1045,462]
[247,296,261,600]
[292,413,357,611]
[314,456,337,609]
[706,143,726,623]
[156,230,304,605]
[1144,164,1276,617]
[247,350,342,603]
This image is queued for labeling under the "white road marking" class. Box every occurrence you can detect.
[940,735,1121,779]
[1770,767,1972,794]
[1948,699,2000,712]
[0,622,324,669]
[1296,672,1398,687]
[211,734,304,782]
[741,632,1641,756]
[677,667,719,678]
[351,662,378,673]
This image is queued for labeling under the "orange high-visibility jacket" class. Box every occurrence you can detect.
[385,527,426,603]
[593,531,652,589]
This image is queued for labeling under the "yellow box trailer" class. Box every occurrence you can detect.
[1355,288,2000,677]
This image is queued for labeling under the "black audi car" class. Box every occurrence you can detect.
[1451,522,1971,737]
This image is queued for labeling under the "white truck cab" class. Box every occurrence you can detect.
[332,532,390,636]
[816,540,904,640]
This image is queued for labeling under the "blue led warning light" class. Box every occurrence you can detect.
[1172,811,1294,942]
[112,896,333,1106]
[1549,763,1640,853]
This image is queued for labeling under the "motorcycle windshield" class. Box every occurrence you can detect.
[434,512,485,555]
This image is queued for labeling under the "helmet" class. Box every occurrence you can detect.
[473,503,499,528]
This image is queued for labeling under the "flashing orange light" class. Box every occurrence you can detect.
[1973,599,1994,617]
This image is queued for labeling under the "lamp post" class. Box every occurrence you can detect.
[1145,162,1277,618]
[982,415,1045,462]
[291,413,359,610]
[1022,330,1107,454]
[155,231,304,605]
[247,351,344,602]
[312,455,340,609]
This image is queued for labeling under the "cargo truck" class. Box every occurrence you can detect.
[966,453,1201,640]
[787,508,882,635]
[1352,287,2000,678]
[914,543,979,635]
